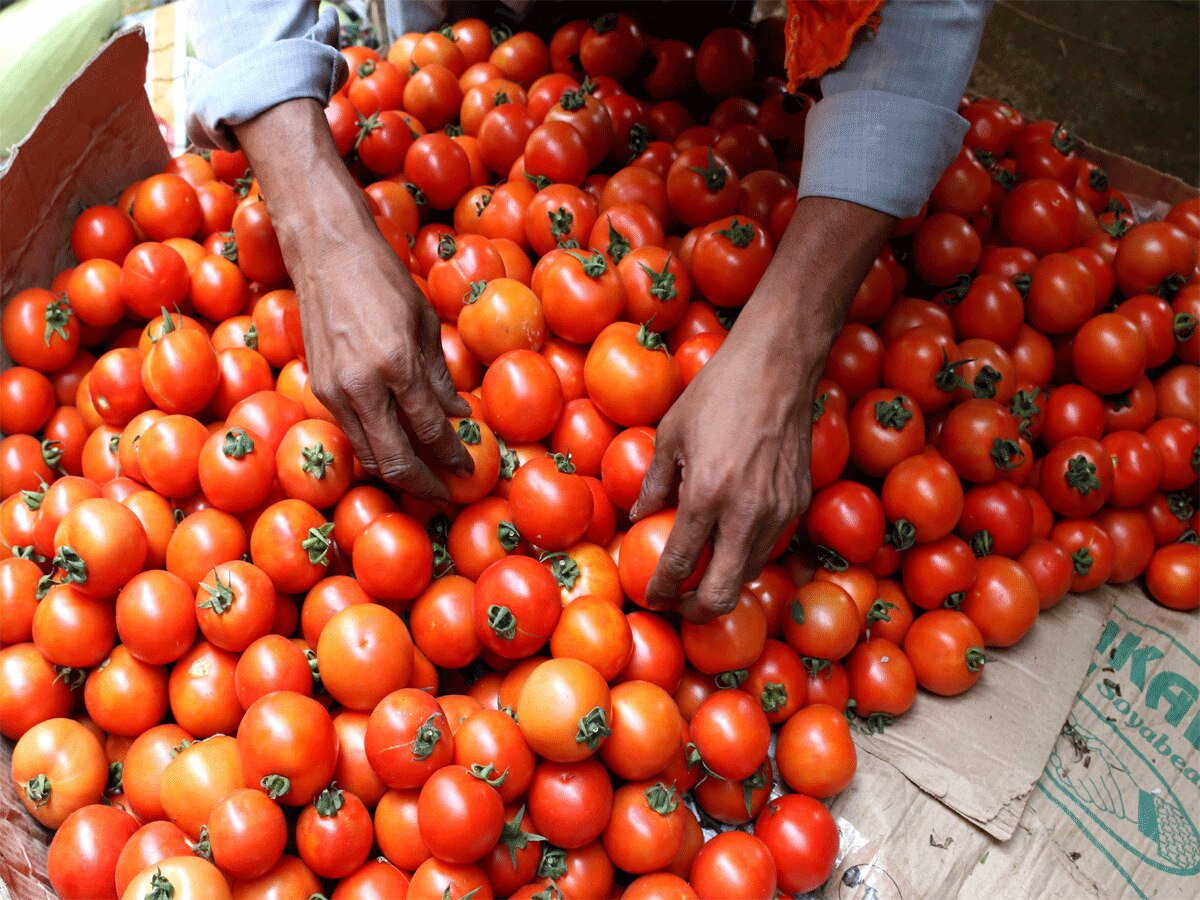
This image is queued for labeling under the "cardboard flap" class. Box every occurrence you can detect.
[0,28,169,305]
[852,587,1123,840]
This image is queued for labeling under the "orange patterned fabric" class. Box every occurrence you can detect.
[785,0,885,90]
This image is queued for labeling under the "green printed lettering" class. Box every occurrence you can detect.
[1146,671,1199,727]
[1108,632,1165,692]
[1185,708,1200,752]
[1171,754,1186,770]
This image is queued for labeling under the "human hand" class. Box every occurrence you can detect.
[631,319,820,623]
[291,230,474,500]
[232,99,473,501]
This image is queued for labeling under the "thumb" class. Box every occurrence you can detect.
[631,439,677,521]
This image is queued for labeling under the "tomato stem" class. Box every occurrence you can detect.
[222,428,255,458]
[456,418,482,445]
[760,682,788,713]
[1064,454,1101,495]
[1071,547,1093,576]
[198,569,236,614]
[574,706,611,750]
[714,668,748,689]
[970,529,994,558]
[873,396,913,430]
[966,647,987,673]
[314,782,345,817]
[538,847,567,880]
[469,762,509,787]
[301,442,335,479]
[437,233,458,260]
[487,604,517,640]
[497,520,521,551]
[411,714,444,759]
[260,774,291,800]
[302,523,336,566]
[644,781,680,815]
[51,545,88,586]
[688,148,728,193]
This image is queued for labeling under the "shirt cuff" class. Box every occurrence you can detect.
[798,88,969,219]
[185,7,348,152]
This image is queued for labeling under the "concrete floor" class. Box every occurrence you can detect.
[969,0,1199,183]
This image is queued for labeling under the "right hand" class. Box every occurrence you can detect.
[292,228,473,501]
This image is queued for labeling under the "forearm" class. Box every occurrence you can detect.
[730,197,894,371]
[232,99,393,313]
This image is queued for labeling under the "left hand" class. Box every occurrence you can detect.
[632,317,822,623]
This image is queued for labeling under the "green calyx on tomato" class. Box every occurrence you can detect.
[760,682,788,713]
[497,520,521,550]
[1064,454,1101,495]
[1011,272,1031,297]
[437,233,458,260]
[574,706,611,750]
[456,419,482,445]
[972,365,1002,399]
[567,247,609,276]
[970,529,994,558]
[546,553,580,589]
[715,219,755,249]
[313,783,346,817]
[627,122,649,157]
[1174,312,1197,341]
[219,230,238,263]
[1049,122,1078,155]
[432,540,453,578]
[464,280,488,304]
[490,24,512,47]
[935,350,973,393]
[19,481,46,511]
[1179,530,1199,546]
[538,847,568,881]
[357,59,376,79]
[21,776,50,807]
[42,295,74,347]
[41,439,65,473]
[468,762,509,787]
[811,392,828,423]
[801,657,832,678]
[943,592,965,610]
[1088,167,1109,192]
[193,824,212,859]
[816,546,849,572]
[1009,388,1042,439]
[858,712,895,735]
[499,805,545,868]
[523,171,552,191]
[1071,547,1094,576]
[497,436,518,479]
[644,781,680,815]
[474,191,492,216]
[243,323,258,349]
[688,149,728,193]
[635,322,667,352]
[53,665,85,688]
[198,569,236,614]
[301,442,335,479]
[302,522,336,566]
[260,773,292,800]
[1158,273,1186,302]
[874,396,913,430]
[592,12,618,33]
[547,206,574,243]
[865,600,896,641]
[989,438,1024,473]
[493,90,510,107]
[412,714,444,759]
[938,274,972,305]
[146,870,176,900]
[887,519,916,551]
[558,89,586,112]
[1168,491,1195,522]
[403,182,427,205]
[714,669,748,689]
[742,762,771,816]
[222,428,255,458]
[638,253,677,303]
[444,123,463,137]
[305,648,324,694]
[789,601,804,625]
[602,220,630,264]
[353,112,381,151]
[965,647,988,673]
[487,604,517,640]
[51,545,88,586]
[13,545,44,564]
[234,167,255,199]
[531,884,564,900]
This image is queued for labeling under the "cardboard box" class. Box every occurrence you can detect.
[1,29,1196,900]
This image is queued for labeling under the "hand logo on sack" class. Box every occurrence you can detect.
[1048,716,1200,871]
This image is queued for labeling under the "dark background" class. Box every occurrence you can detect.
[968,0,1198,182]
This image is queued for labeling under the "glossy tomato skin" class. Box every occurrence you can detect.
[776,704,856,798]
[236,690,338,806]
[527,757,613,849]
[47,803,140,900]
[755,793,840,895]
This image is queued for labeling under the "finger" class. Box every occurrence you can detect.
[643,501,715,610]
[743,521,786,586]
[322,391,378,474]
[352,390,452,501]
[630,435,677,521]
[680,517,755,624]
[396,360,475,476]
[420,305,471,417]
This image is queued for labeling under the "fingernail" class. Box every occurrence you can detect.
[629,501,640,520]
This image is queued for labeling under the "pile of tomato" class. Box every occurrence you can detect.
[1,12,1198,900]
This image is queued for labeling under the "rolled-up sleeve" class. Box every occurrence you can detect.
[186,1,349,151]
[798,0,992,218]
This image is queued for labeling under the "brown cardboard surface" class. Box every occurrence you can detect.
[0,27,169,368]
[851,587,1123,841]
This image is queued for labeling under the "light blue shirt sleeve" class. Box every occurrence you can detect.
[798,0,993,218]
[185,1,466,151]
